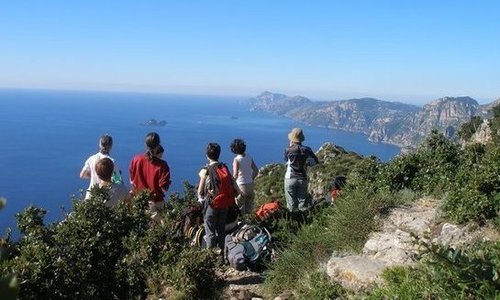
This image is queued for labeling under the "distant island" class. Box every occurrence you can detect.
[141,119,167,127]
[247,91,500,149]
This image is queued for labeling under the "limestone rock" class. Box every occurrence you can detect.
[362,230,416,265]
[434,223,472,248]
[327,256,387,291]
[382,205,434,234]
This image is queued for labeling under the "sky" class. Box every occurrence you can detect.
[0,1,499,104]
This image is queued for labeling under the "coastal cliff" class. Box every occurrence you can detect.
[248,92,500,148]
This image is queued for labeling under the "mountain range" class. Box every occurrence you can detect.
[247,91,500,149]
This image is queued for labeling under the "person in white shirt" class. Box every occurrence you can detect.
[230,139,259,215]
[80,134,121,199]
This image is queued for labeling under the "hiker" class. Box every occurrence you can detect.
[197,142,239,250]
[230,138,259,216]
[129,132,171,221]
[330,175,346,203]
[284,128,319,211]
[80,134,121,200]
[95,157,130,207]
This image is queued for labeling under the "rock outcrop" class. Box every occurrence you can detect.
[326,198,498,292]
[248,92,500,149]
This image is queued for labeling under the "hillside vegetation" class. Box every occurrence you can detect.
[1,105,500,299]
[257,104,500,299]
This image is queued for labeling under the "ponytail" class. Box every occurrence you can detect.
[99,135,113,155]
[144,132,160,161]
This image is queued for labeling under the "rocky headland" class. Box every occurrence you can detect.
[247,91,500,149]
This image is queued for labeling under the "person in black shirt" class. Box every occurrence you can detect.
[284,128,319,211]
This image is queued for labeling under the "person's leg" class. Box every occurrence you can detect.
[245,182,255,215]
[204,205,218,248]
[296,179,310,210]
[284,178,298,211]
[215,208,228,250]
[235,184,247,213]
[236,183,255,215]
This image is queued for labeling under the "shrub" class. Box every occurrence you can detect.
[368,240,500,299]
[458,116,483,141]
[374,130,463,197]
[0,198,19,300]
[2,187,220,299]
[444,147,500,224]
[295,271,346,299]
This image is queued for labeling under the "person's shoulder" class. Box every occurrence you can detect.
[129,154,146,166]
[301,144,314,152]
[131,153,145,161]
[199,167,208,178]
[159,158,170,169]
[86,152,100,161]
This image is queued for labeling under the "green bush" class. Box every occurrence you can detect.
[2,187,220,299]
[378,130,461,196]
[458,116,483,141]
[295,271,346,299]
[444,147,500,224]
[368,240,500,299]
[0,198,19,300]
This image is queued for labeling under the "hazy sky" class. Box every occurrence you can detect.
[0,1,499,104]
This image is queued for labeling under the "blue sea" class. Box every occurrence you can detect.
[0,89,400,234]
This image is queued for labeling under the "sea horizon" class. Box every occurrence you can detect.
[0,89,400,234]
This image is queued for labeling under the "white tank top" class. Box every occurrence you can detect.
[235,154,254,185]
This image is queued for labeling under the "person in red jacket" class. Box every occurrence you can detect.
[129,132,171,221]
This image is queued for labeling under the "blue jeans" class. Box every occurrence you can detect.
[204,205,228,249]
[284,178,310,211]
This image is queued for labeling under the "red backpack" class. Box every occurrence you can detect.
[256,201,281,221]
[206,163,236,209]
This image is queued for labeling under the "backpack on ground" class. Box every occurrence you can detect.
[224,224,271,271]
[181,203,204,237]
[172,203,204,241]
[255,200,282,221]
[206,162,237,209]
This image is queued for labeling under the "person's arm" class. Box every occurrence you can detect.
[232,158,239,180]
[80,160,91,179]
[159,163,171,193]
[251,159,259,179]
[308,147,320,164]
[128,159,136,188]
[197,169,207,200]
[80,168,90,179]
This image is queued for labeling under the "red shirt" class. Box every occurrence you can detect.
[129,154,171,202]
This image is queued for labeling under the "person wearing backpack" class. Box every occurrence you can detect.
[197,143,239,250]
[284,128,319,211]
[230,138,259,216]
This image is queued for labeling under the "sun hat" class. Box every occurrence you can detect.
[288,128,305,143]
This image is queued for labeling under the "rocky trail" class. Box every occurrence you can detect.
[221,197,499,299]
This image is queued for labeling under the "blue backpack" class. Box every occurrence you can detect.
[224,225,271,270]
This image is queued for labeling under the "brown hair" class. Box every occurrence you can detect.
[145,132,160,160]
[230,138,246,155]
[99,135,113,155]
[95,157,114,182]
[206,142,221,161]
